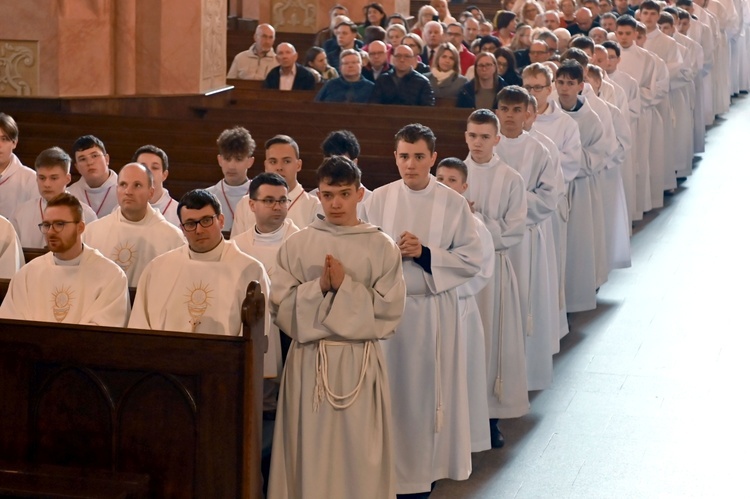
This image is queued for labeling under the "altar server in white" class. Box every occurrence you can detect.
[84,163,185,286]
[129,189,270,336]
[67,135,119,217]
[133,145,180,226]
[0,113,37,220]
[365,124,483,495]
[0,193,129,326]
[231,134,320,237]
[268,156,405,499]
[0,215,23,279]
[11,147,97,248]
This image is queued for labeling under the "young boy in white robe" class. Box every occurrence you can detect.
[0,215,24,279]
[268,156,405,499]
[231,134,320,237]
[0,113,37,220]
[463,110,529,450]
[365,124,483,495]
[84,163,185,286]
[205,126,255,232]
[128,189,270,336]
[0,193,129,326]
[67,135,120,218]
[11,147,98,248]
[133,144,180,226]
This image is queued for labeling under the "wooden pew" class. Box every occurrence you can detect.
[0,282,266,498]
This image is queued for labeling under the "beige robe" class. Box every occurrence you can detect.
[0,215,24,279]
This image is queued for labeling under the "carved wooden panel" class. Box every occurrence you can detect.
[0,40,38,96]
[271,0,318,34]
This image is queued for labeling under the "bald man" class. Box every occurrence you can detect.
[84,163,185,286]
[227,23,279,80]
[263,42,317,91]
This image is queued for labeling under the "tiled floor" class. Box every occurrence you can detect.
[432,94,750,498]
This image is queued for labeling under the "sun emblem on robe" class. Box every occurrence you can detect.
[51,286,74,322]
[112,242,137,271]
[185,282,213,332]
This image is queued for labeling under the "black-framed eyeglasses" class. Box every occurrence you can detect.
[38,221,79,234]
[252,197,291,208]
[181,215,218,231]
[523,84,551,92]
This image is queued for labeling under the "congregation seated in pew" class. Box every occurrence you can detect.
[263,42,317,91]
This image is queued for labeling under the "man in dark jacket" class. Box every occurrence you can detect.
[315,49,374,103]
[263,43,317,91]
[369,45,435,106]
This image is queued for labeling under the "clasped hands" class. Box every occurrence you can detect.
[320,254,345,293]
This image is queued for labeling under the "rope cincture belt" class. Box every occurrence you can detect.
[314,340,372,411]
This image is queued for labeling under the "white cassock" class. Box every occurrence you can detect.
[0,216,24,278]
[230,183,321,237]
[673,31,701,175]
[464,155,529,419]
[496,132,562,391]
[205,178,250,232]
[563,97,608,312]
[457,213,493,452]
[150,189,180,226]
[693,4,720,122]
[234,218,300,378]
[67,170,119,218]
[267,218,406,499]
[705,0,732,114]
[84,205,186,286]
[365,176,483,494]
[716,0,741,94]
[129,240,270,336]
[11,196,97,248]
[0,154,37,220]
[0,245,129,326]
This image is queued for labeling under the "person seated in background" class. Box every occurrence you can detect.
[446,22,476,75]
[362,40,391,81]
[457,52,506,108]
[412,5,439,37]
[567,8,599,36]
[369,44,435,105]
[495,46,524,86]
[432,0,457,24]
[227,24,278,80]
[402,34,431,73]
[536,29,559,53]
[315,5,349,48]
[326,20,365,70]
[359,2,388,38]
[427,43,470,98]
[479,20,494,38]
[133,144,180,226]
[420,21,445,66]
[511,24,534,68]
[493,10,517,47]
[529,39,554,64]
[600,12,618,33]
[304,47,338,82]
[363,25,387,46]
[543,10,561,31]
[463,16,481,48]
[386,23,408,48]
[68,135,119,217]
[263,43,317,91]
[316,49,375,103]
[387,13,409,28]
[589,26,609,44]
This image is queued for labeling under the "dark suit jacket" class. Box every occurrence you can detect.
[263,64,317,91]
[369,69,435,106]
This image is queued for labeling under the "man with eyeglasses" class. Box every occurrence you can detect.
[0,193,129,326]
[84,163,185,286]
[129,189,270,337]
[446,22,476,75]
[369,44,435,106]
[529,40,553,64]
[68,135,119,217]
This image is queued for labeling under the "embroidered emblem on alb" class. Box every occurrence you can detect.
[112,242,137,271]
[51,286,74,322]
[185,282,213,332]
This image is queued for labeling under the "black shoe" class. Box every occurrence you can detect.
[489,419,505,449]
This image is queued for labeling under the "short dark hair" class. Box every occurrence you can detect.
[561,47,590,66]
[658,12,675,25]
[556,60,585,82]
[394,123,437,154]
[0,113,19,142]
[467,108,500,133]
[72,135,107,158]
[640,0,661,13]
[177,189,221,222]
[437,157,468,182]
[479,35,502,50]
[265,134,300,158]
[322,130,361,160]
[663,6,679,16]
[601,12,618,21]
[497,85,531,107]
[249,172,288,198]
[35,147,71,173]
[494,10,517,30]
[133,144,169,171]
[677,9,691,20]
[675,0,693,8]
[335,20,358,32]
[217,126,255,159]
[46,192,83,221]
[317,155,362,188]
[602,40,621,57]
[569,36,595,54]
[616,15,638,29]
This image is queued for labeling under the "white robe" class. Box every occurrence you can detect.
[365,176,483,493]
[268,219,406,499]
[129,240,270,337]
[0,215,24,279]
[0,154,37,220]
[234,218,300,378]
[457,214,493,452]
[0,245,129,326]
[693,5,720,122]
[605,73,639,223]
[205,178,250,232]
[464,155,529,419]
[706,0,732,114]
[84,205,186,286]
[11,196,97,249]
[150,189,180,226]
[230,183,321,237]
[67,170,119,218]
[495,132,562,390]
